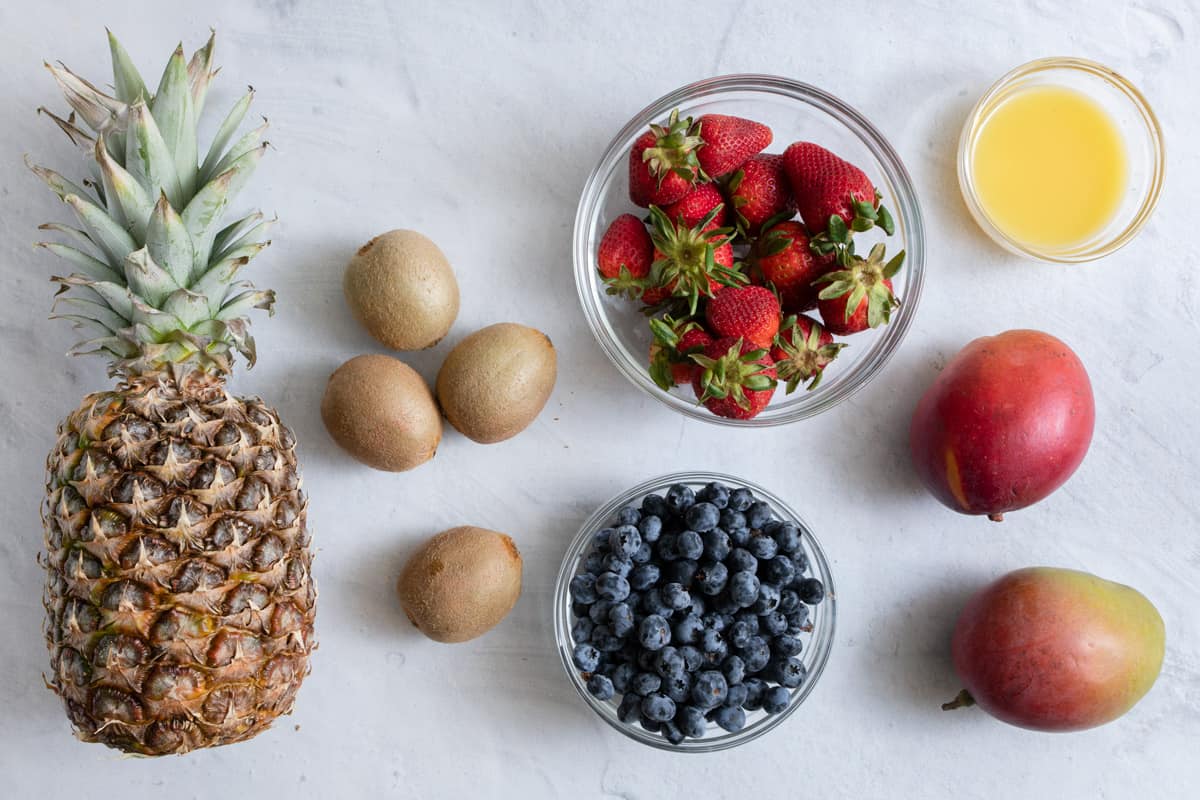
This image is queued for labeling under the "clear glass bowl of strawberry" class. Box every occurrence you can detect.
[573,74,925,426]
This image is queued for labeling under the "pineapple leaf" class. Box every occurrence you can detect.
[38,223,105,261]
[124,248,180,307]
[213,213,273,262]
[126,101,183,209]
[45,62,125,135]
[199,89,254,182]
[37,107,95,153]
[54,275,135,320]
[144,193,195,286]
[207,117,268,179]
[95,135,153,240]
[162,288,210,327]
[187,30,217,116]
[68,334,138,359]
[183,145,266,273]
[150,45,198,198]
[65,193,137,266]
[216,288,275,320]
[35,242,122,283]
[50,314,116,339]
[193,253,254,312]
[106,29,148,103]
[128,296,179,336]
[51,296,130,331]
[28,159,97,206]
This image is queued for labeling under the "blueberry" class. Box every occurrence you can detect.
[618,693,641,723]
[638,614,671,651]
[745,501,772,529]
[616,506,641,526]
[595,572,631,602]
[609,525,642,559]
[719,508,747,534]
[742,677,768,710]
[728,619,756,649]
[677,530,704,560]
[778,589,801,616]
[570,617,594,644]
[686,593,707,617]
[656,532,680,561]
[727,548,758,575]
[710,704,746,732]
[797,577,825,605]
[663,673,692,704]
[684,502,720,533]
[700,627,725,655]
[761,611,788,637]
[632,671,662,695]
[662,720,685,745]
[785,605,811,634]
[729,571,761,608]
[588,599,613,625]
[637,514,663,543]
[611,662,637,692]
[727,487,754,512]
[761,555,795,587]
[752,582,781,614]
[641,693,676,722]
[772,522,802,554]
[572,643,600,672]
[592,527,616,551]
[587,673,614,701]
[748,532,778,560]
[643,588,672,617]
[665,484,696,513]
[699,482,731,509]
[789,552,810,576]
[571,601,591,620]
[639,717,661,733]
[701,528,731,561]
[666,558,698,587]
[673,614,704,645]
[762,685,790,714]
[739,636,771,673]
[695,560,728,595]
[637,649,659,672]
[774,635,803,657]
[723,682,749,708]
[654,646,684,678]
[700,611,729,633]
[678,645,704,672]
[722,654,747,686]
[601,553,632,578]
[641,493,669,518]
[582,551,605,575]
[630,542,652,564]
[713,593,741,615]
[629,563,661,591]
[569,574,598,604]
[772,656,807,688]
[676,704,708,738]
[608,603,635,637]
[592,624,624,652]
[691,670,728,709]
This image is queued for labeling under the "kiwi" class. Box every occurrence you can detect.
[321,354,441,471]
[435,323,557,444]
[344,230,460,350]
[397,526,522,643]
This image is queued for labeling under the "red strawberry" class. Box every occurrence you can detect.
[726,154,795,235]
[645,205,743,314]
[629,110,704,207]
[705,285,781,350]
[751,220,833,312]
[648,316,713,390]
[662,183,727,229]
[814,242,904,335]
[696,115,772,178]
[690,336,777,420]
[782,142,894,246]
[770,315,846,393]
[598,213,653,298]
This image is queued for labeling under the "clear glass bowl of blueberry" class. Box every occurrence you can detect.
[553,471,835,751]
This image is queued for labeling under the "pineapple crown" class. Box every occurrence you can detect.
[31,30,274,378]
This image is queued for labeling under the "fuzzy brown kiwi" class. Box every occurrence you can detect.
[397,526,523,643]
[344,230,460,350]
[435,323,557,444]
[321,354,442,471]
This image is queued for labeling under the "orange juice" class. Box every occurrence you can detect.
[970,85,1127,249]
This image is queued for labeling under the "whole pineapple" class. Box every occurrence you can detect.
[33,31,316,755]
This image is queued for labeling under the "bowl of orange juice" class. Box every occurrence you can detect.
[958,57,1164,263]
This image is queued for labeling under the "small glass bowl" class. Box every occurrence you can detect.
[552,471,836,752]
[572,75,925,427]
[957,57,1165,263]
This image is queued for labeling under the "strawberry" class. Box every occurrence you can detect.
[782,142,895,251]
[814,242,905,335]
[648,316,712,390]
[770,315,846,393]
[645,205,743,314]
[598,213,653,298]
[690,336,777,420]
[705,285,781,350]
[750,220,833,313]
[662,183,727,229]
[696,115,772,178]
[726,154,795,235]
[629,110,704,207]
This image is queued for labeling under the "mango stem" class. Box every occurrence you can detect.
[941,689,976,711]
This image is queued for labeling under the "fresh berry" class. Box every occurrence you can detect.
[762,685,790,714]
[573,643,600,672]
[691,670,729,709]
[782,141,894,244]
[629,110,704,207]
[770,315,845,393]
[676,705,708,738]
[705,285,782,350]
[648,315,712,391]
[814,242,904,335]
[796,577,825,605]
[645,206,741,314]
[696,114,773,178]
[726,153,796,235]
[751,220,833,313]
[598,213,653,298]
[690,337,777,420]
[588,673,615,700]
[641,693,677,722]
[639,614,671,651]
[662,183,727,228]
[710,703,746,732]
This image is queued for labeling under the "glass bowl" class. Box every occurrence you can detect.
[957,57,1165,263]
[552,471,836,752]
[572,74,925,427]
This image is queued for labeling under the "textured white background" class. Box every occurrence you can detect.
[1,1,1197,797]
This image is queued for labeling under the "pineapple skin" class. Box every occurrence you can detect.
[42,370,315,755]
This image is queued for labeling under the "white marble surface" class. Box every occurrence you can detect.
[1,1,1198,797]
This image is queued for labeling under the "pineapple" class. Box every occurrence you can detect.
[33,31,316,755]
